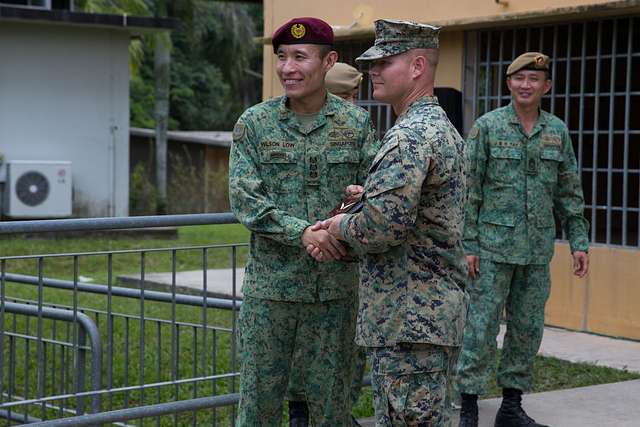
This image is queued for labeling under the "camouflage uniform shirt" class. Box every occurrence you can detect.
[229,94,379,302]
[339,96,469,347]
[463,103,589,264]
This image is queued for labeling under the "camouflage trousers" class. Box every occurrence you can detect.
[456,260,551,394]
[369,343,459,427]
[288,344,367,406]
[236,296,356,427]
[287,293,366,407]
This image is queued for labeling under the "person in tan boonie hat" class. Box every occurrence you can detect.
[356,19,440,62]
[325,62,363,104]
[506,52,550,76]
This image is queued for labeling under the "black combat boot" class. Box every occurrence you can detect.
[494,388,548,427]
[288,400,309,427]
[458,393,479,427]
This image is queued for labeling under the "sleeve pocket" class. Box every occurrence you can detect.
[369,141,400,173]
[366,167,407,198]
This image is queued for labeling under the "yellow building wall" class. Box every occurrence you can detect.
[263,0,621,35]
[262,1,635,99]
[547,243,640,340]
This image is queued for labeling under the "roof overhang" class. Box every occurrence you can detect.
[131,128,232,149]
[0,5,176,35]
[257,0,640,44]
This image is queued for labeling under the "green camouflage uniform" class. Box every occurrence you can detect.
[456,102,589,394]
[339,95,468,426]
[287,325,367,407]
[229,93,379,427]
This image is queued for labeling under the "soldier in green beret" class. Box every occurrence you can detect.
[229,17,379,427]
[456,52,590,427]
[315,19,468,426]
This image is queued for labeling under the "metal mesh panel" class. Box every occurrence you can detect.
[464,17,640,247]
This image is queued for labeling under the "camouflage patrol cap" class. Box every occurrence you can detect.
[356,19,440,62]
[325,62,363,94]
[272,17,334,53]
[506,52,550,76]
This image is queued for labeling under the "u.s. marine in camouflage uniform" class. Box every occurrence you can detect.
[456,52,589,427]
[229,17,379,427]
[319,20,468,427]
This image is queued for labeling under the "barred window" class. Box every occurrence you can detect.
[464,17,640,247]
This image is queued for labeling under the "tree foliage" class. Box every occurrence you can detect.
[78,0,263,131]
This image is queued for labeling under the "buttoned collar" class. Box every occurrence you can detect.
[506,102,549,138]
[277,92,338,135]
[396,95,439,122]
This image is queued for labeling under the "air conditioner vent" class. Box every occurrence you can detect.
[16,171,50,207]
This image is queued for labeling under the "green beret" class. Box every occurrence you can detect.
[325,62,362,94]
[506,52,550,76]
[356,19,440,62]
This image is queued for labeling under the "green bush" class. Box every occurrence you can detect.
[130,162,158,215]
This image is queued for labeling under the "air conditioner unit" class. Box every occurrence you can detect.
[4,161,72,218]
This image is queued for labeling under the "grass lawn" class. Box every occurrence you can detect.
[1,224,638,425]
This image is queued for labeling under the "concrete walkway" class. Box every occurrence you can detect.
[117,268,244,299]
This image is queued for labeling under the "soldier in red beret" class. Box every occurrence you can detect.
[229,16,380,427]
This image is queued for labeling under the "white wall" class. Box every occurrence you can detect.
[0,22,130,217]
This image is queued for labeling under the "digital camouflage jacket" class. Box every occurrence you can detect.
[340,96,469,347]
[463,103,589,265]
[229,94,379,302]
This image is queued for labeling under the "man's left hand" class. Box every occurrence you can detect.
[572,251,589,278]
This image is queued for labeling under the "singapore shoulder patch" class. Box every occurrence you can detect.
[468,126,479,140]
[233,122,246,142]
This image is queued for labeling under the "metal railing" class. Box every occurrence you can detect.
[0,213,244,426]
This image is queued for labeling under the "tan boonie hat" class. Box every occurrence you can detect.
[506,52,550,76]
[325,62,363,94]
[356,19,440,62]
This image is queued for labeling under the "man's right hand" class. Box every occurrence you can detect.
[466,255,480,279]
[301,226,347,262]
[345,185,364,198]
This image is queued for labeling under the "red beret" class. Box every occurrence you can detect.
[272,17,334,53]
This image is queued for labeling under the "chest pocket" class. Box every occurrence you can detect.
[488,145,523,183]
[326,149,360,192]
[259,149,298,193]
[539,148,563,185]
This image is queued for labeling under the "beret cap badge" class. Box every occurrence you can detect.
[291,23,306,39]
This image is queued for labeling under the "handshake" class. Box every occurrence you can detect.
[301,185,363,262]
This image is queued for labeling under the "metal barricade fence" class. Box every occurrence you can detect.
[0,213,245,426]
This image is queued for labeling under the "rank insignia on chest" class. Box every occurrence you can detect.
[525,149,539,175]
[468,126,479,140]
